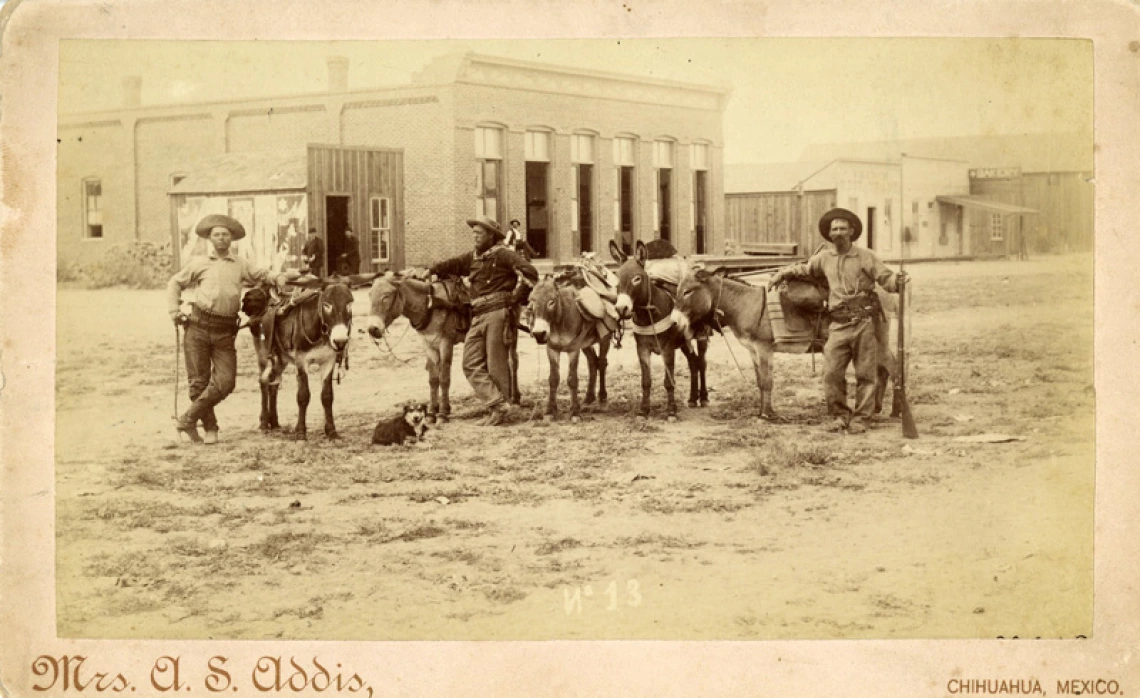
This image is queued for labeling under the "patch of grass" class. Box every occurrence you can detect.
[483,586,527,604]
[385,525,446,543]
[615,532,703,549]
[535,537,581,555]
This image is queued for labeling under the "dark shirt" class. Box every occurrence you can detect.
[303,236,325,273]
[343,234,362,273]
[430,244,538,298]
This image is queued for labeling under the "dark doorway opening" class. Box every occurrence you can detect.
[525,162,549,258]
[694,170,708,254]
[866,206,876,249]
[578,164,593,254]
[618,166,635,255]
[325,195,349,276]
[658,169,672,242]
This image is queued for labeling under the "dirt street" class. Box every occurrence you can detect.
[54,254,1094,640]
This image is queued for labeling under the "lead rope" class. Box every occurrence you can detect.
[711,277,750,383]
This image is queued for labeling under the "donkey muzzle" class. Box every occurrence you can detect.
[614,293,633,319]
[367,316,386,339]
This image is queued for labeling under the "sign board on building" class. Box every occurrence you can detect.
[969,167,1021,180]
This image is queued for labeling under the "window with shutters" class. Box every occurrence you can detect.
[653,140,674,242]
[613,136,636,255]
[571,133,595,253]
[474,126,503,222]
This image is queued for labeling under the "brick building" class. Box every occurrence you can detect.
[58,53,730,272]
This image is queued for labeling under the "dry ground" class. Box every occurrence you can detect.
[54,254,1094,640]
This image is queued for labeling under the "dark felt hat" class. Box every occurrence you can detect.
[818,208,863,242]
[465,215,504,239]
[195,214,246,240]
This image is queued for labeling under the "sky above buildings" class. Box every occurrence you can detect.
[58,38,1093,164]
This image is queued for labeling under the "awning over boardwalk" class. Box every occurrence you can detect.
[935,195,1037,215]
[168,150,307,195]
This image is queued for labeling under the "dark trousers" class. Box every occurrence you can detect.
[462,307,510,409]
[182,322,238,430]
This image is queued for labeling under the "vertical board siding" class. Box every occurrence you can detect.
[727,190,835,257]
[308,144,405,270]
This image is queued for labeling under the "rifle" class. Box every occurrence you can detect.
[895,268,919,439]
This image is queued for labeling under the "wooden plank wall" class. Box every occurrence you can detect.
[970,172,1093,254]
[725,190,836,258]
[308,144,405,272]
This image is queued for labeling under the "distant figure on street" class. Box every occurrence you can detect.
[504,218,538,261]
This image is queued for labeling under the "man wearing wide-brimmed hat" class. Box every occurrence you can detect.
[415,215,538,426]
[166,214,288,444]
[771,208,907,434]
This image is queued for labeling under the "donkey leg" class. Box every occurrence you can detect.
[425,352,441,424]
[697,334,711,407]
[259,384,272,431]
[637,342,653,419]
[567,350,582,422]
[753,341,778,420]
[545,347,561,421]
[509,343,522,406]
[596,342,610,406]
[438,341,455,423]
[582,346,598,405]
[681,342,700,408]
[268,383,280,429]
[294,367,310,441]
[663,347,679,421]
[321,372,338,439]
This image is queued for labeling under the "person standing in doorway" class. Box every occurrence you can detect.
[414,216,538,426]
[340,226,362,275]
[302,227,325,277]
[770,208,907,434]
[167,214,287,444]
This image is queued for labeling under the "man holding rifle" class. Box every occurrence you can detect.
[770,208,908,435]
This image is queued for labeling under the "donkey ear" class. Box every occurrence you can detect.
[608,239,627,264]
[634,240,648,266]
[712,267,729,278]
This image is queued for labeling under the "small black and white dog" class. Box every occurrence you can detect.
[372,402,429,446]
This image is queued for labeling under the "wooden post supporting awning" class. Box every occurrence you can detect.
[934,195,1038,216]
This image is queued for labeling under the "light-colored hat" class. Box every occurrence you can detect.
[195,214,246,240]
[465,215,504,239]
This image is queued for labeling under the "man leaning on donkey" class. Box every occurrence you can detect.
[412,216,538,426]
[770,208,907,435]
[167,214,288,444]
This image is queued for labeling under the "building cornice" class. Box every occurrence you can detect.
[457,53,730,112]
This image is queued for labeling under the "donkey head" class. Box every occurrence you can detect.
[526,275,561,345]
[612,240,652,320]
[367,271,405,339]
[319,283,355,351]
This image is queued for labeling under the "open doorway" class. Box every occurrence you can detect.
[865,206,876,249]
[325,195,349,276]
[525,162,549,258]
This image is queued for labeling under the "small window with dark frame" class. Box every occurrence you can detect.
[83,178,103,239]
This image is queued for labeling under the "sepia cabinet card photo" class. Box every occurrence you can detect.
[1,0,1138,695]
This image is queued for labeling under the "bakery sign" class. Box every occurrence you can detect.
[969,167,1021,180]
